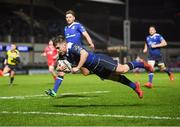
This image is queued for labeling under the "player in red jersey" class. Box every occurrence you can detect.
[42,40,58,80]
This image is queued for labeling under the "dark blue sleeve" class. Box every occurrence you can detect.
[70,43,84,55]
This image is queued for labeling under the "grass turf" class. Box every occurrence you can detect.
[0,73,179,126]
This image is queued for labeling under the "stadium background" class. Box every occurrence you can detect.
[0,0,180,73]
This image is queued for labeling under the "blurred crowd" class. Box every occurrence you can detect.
[0,14,63,43]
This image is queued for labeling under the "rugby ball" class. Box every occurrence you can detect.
[57,60,72,72]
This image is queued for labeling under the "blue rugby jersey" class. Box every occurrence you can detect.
[66,42,96,67]
[146,33,165,57]
[64,22,86,46]
[65,43,118,79]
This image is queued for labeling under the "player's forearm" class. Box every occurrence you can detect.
[83,32,94,46]
[153,40,167,48]
[77,50,88,69]
[86,35,93,46]
[143,44,147,53]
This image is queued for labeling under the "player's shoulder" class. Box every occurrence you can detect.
[73,22,84,27]
[154,33,161,36]
[73,22,81,25]
[7,50,11,55]
[146,35,151,39]
[15,49,20,53]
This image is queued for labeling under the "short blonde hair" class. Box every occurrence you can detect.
[65,10,75,17]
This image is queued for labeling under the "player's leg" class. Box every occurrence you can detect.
[45,71,65,97]
[158,62,174,81]
[93,54,143,98]
[0,65,11,77]
[115,60,153,73]
[9,70,15,85]
[48,65,57,80]
[96,54,153,74]
[144,60,155,88]
[0,69,3,76]
[108,73,143,98]
[80,67,90,76]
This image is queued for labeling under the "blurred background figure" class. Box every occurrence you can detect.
[64,10,95,50]
[41,40,58,81]
[143,26,174,88]
[0,43,20,85]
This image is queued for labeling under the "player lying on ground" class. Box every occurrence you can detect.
[45,35,153,99]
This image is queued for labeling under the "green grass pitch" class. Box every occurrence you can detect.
[0,73,180,126]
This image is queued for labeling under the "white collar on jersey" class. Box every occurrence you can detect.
[68,22,79,28]
[66,42,73,56]
[150,33,159,37]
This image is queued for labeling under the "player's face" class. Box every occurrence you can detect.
[48,40,54,46]
[149,27,156,35]
[66,14,75,25]
[56,43,66,55]
[11,44,16,50]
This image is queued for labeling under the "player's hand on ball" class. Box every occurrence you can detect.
[72,67,80,73]
[56,65,67,71]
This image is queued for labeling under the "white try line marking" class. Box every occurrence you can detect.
[0,111,180,120]
[0,91,110,99]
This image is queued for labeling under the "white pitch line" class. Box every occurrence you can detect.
[0,111,180,120]
[60,91,110,96]
[0,91,110,99]
[0,94,45,99]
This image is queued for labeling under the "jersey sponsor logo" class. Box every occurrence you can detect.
[66,34,76,38]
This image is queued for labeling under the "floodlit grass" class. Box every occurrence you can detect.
[0,73,180,126]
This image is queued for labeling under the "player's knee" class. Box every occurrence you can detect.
[116,64,129,73]
[57,71,65,76]
[10,71,15,76]
[160,66,166,71]
[158,63,166,71]
[49,68,54,73]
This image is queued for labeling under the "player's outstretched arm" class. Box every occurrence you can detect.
[82,31,95,50]
[72,49,88,73]
[143,43,148,53]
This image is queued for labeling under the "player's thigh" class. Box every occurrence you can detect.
[48,65,55,72]
[116,64,129,73]
[3,65,11,73]
[97,54,118,71]
[158,62,166,70]
[10,70,15,76]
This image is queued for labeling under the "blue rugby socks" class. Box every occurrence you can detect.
[53,76,64,93]
[148,73,154,83]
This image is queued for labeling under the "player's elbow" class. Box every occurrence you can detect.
[162,40,167,47]
[81,50,89,58]
[164,42,167,46]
